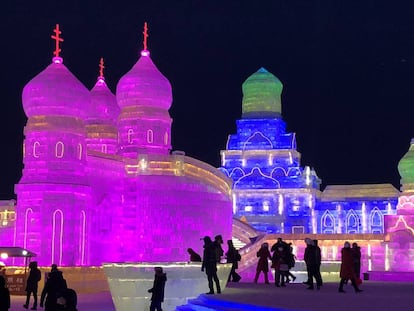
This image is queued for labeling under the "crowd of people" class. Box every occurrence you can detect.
[253,237,363,293]
[0,237,363,311]
[254,238,296,287]
[187,234,242,295]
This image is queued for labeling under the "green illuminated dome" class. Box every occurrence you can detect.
[241,67,283,118]
[398,138,414,188]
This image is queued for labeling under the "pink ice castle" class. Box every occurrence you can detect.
[13,24,232,266]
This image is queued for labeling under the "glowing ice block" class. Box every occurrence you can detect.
[103,262,232,311]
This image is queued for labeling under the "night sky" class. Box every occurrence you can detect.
[1,1,413,199]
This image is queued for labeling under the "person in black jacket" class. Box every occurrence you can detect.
[201,236,221,294]
[40,265,67,311]
[303,238,323,290]
[187,248,202,262]
[225,239,241,282]
[24,261,41,310]
[352,242,362,280]
[148,267,167,311]
[0,275,10,311]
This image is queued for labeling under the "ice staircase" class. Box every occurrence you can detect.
[175,293,288,311]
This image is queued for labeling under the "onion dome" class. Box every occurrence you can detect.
[398,138,414,188]
[22,58,90,119]
[116,50,172,110]
[88,61,120,124]
[242,67,283,119]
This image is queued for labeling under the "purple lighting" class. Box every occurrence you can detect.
[11,25,233,267]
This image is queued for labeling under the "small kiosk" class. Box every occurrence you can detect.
[0,247,36,295]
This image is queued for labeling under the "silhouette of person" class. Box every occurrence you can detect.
[40,265,68,310]
[271,237,289,253]
[272,245,290,287]
[187,248,202,262]
[24,261,41,310]
[352,242,362,280]
[213,235,224,263]
[225,239,241,282]
[148,267,167,311]
[201,236,221,294]
[338,241,363,293]
[254,242,271,284]
[0,275,10,311]
[304,238,323,290]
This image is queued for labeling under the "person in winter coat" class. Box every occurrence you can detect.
[272,246,289,287]
[303,238,323,290]
[187,248,202,262]
[225,239,241,282]
[24,261,41,310]
[352,242,362,280]
[0,275,10,311]
[254,242,271,284]
[40,265,68,310]
[213,235,224,263]
[338,241,363,293]
[201,236,221,294]
[148,267,167,311]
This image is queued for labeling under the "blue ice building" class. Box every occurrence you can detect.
[220,68,399,234]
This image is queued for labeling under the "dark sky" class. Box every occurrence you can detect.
[1,1,414,199]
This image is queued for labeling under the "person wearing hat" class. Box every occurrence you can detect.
[201,236,221,294]
[338,241,363,293]
[148,267,167,311]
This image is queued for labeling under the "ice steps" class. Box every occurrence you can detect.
[176,294,287,311]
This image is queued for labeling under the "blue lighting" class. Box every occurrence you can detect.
[220,68,398,234]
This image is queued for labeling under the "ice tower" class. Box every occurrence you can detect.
[220,68,321,233]
[13,24,233,266]
[86,58,120,155]
[384,138,414,271]
[15,25,92,266]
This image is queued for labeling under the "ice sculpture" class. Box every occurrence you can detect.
[384,138,414,272]
[103,262,232,311]
[13,24,233,267]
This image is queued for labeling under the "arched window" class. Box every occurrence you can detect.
[371,208,383,227]
[33,141,40,158]
[147,129,154,143]
[321,211,335,234]
[55,142,64,158]
[127,129,133,144]
[346,211,359,233]
[77,143,83,159]
[164,132,169,145]
[101,144,107,154]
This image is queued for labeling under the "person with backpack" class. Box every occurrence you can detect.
[225,239,242,282]
[24,261,41,310]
